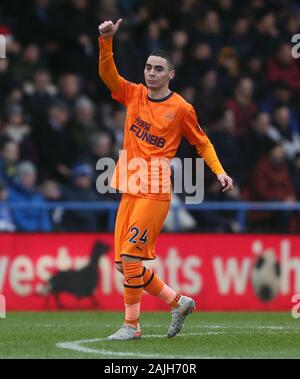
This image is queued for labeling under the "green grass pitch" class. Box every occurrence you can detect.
[0,311,299,358]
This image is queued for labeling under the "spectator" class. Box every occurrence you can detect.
[168,30,188,89]
[217,47,240,96]
[266,42,300,94]
[71,96,98,155]
[216,0,236,35]
[10,43,42,83]
[98,0,120,22]
[195,69,223,124]
[110,107,126,152]
[282,12,300,42]
[176,0,203,32]
[84,131,119,202]
[170,29,188,52]
[194,10,223,55]
[260,81,299,133]
[86,131,116,167]
[250,144,296,202]
[0,138,19,185]
[186,42,213,82]
[142,21,165,59]
[61,162,102,231]
[179,86,196,107]
[0,181,16,232]
[0,58,15,111]
[240,111,276,184]
[16,0,52,47]
[40,179,63,230]
[243,53,267,101]
[24,68,55,123]
[251,9,280,57]
[49,0,97,75]
[33,100,78,181]
[8,161,51,231]
[85,131,120,200]
[190,180,241,233]
[113,20,141,83]
[163,191,197,232]
[1,105,38,163]
[208,109,241,183]
[3,84,25,111]
[117,0,139,17]
[268,105,300,159]
[57,73,82,110]
[228,16,253,56]
[250,143,296,231]
[226,76,258,135]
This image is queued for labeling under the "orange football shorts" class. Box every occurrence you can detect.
[114,193,170,262]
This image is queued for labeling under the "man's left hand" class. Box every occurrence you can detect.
[217,173,233,192]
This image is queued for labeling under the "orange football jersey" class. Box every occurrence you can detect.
[99,37,225,200]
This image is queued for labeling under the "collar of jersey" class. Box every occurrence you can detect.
[147,91,174,103]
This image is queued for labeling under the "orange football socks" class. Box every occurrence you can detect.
[143,268,164,295]
[143,268,181,308]
[122,261,144,327]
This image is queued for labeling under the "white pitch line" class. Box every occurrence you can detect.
[55,325,300,359]
[56,332,224,359]
[43,323,300,330]
[159,325,300,332]
[191,324,298,331]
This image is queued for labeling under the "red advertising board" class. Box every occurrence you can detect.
[0,233,299,311]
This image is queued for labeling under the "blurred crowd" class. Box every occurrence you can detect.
[0,0,300,232]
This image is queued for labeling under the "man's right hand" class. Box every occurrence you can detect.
[98,19,123,39]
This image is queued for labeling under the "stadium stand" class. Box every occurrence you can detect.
[0,0,300,232]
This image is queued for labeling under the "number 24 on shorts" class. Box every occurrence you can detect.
[129,227,148,244]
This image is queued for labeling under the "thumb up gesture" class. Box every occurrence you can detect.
[98,19,123,39]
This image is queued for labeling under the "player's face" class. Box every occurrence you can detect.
[144,56,175,90]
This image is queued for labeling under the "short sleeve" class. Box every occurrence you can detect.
[112,77,143,107]
[181,104,209,146]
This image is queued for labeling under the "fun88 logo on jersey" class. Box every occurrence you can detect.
[0,294,6,318]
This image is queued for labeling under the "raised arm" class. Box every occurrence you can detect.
[98,19,123,94]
